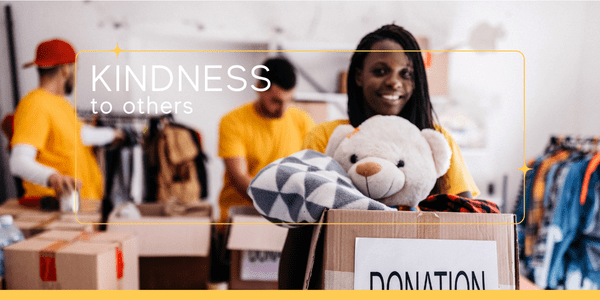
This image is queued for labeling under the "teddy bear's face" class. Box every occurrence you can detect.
[326,116,451,208]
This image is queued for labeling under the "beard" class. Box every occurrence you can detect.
[257,100,283,119]
[64,76,74,95]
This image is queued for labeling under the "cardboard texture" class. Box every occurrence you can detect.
[416,37,448,96]
[13,212,98,239]
[293,101,328,125]
[0,199,31,218]
[226,208,289,290]
[4,230,138,290]
[304,209,518,290]
[107,215,210,257]
[107,203,211,290]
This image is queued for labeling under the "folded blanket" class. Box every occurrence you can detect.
[248,150,396,228]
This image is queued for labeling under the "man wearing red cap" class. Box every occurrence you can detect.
[9,39,121,209]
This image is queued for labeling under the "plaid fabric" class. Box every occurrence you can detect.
[418,194,500,213]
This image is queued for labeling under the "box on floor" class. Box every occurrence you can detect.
[303,209,518,290]
[226,206,288,290]
[4,230,138,290]
[107,202,212,289]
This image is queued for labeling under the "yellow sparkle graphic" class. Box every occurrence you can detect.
[518,163,532,175]
[111,43,124,58]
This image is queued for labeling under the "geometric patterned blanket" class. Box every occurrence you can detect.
[248,150,396,228]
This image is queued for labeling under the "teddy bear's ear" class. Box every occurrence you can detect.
[421,129,452,178]
[325,125,356,157]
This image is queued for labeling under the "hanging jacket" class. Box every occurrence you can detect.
[144,117,208,203]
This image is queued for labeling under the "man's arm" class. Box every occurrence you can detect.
[224,157,254,199]
[10,144,80,198]
[80,125,124,146]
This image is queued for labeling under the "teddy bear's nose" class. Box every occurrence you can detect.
[356,162,382,177]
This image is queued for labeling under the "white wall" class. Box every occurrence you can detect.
[1,1,598,214]
[443,1,588,211]
[578,1,600,135]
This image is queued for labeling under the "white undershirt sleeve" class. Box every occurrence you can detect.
[9,144,58,187]
[80,125,116,146]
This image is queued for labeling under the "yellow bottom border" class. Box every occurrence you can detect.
[8,290,598,300]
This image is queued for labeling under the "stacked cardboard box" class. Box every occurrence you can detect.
[304,209,518,290]
[0,199,30,218]
[107,202,212,289]
[3,230,138,289]
[14,212,99,239]
[1,199,99,238]
[226,206,288,290]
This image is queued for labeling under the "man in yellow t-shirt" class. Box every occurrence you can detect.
[9,39,121,209]
[217,57,315,224]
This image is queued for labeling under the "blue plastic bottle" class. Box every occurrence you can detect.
[0,215,25,244]
[0,215,25,278]
[0,217,11,278]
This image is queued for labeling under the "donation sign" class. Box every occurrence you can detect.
[354,238,499,290]
[240,250,281,282]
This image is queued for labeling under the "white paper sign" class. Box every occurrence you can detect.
[354,238,499,290]
[240,250,280,282]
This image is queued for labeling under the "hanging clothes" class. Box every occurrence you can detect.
[144,115,208,203]
[514,136,600,290]
[100,126,141,230]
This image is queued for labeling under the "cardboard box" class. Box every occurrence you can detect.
[226,206,288,290]
[107,202,211,289]
[303,209,518,290]
[416,37,448,96]
[0,198,101,216]
[293,101,328,125]
[13,212,99,239]
[4,230,138,290]
[0,199,31,218]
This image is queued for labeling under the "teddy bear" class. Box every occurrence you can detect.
[248,115,452,226]
[325,115,452,209]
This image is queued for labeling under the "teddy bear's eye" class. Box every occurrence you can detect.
[397,160,405,168]
[350,154,358,164]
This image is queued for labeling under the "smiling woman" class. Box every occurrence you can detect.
[302,24,479,198]
[279,25,482,289]
[355,39,415,118]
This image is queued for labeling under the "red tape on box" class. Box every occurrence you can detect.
[39,240,72,282]
[38,231,124,282]
[116,247,124,279]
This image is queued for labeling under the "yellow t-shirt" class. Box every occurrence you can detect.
[302,119,480,197]
[11,89,104,203]
[218,102,315,223]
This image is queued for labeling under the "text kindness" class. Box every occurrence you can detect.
[89,64,270,115]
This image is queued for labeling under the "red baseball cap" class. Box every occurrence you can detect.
[23,39,76,68]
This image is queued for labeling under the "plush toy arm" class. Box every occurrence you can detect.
[248,150,396,228]
[421,129,452,178]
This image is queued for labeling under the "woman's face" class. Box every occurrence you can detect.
[355,39,415,117]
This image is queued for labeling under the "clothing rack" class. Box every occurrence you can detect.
[78,111,157,137]
[515,134,600,290]
[545,135,600,154]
